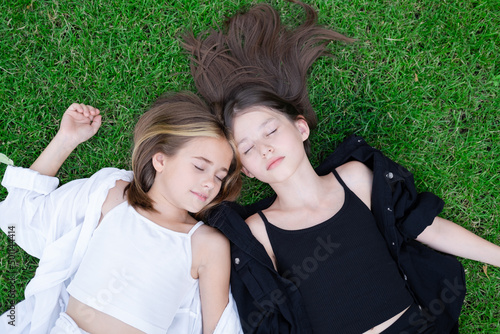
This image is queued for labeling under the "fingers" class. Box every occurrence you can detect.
[67,103,101,120]
[91,114,102,134]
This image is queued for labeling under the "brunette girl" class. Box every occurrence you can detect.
[183,2,500,333]
[0,93,243,333]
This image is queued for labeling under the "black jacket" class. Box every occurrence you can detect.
[208,135,465,333]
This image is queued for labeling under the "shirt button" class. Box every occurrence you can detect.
[386,172,394,179]
[392,242,395,246]
[387,207,393,212]
[234,258,240,265]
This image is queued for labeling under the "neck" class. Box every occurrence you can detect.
[143,186,192,227]
[268,158,331,210]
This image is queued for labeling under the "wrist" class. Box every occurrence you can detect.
[53,131,81,152]
[30,133,78,176]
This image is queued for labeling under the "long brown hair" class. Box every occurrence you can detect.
[182,0,354,144]
[126,92,241,219]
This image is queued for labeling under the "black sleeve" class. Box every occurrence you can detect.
[370,147,445,240]
[398,192,444,239]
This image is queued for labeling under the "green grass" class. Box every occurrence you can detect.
[1,0,499,332]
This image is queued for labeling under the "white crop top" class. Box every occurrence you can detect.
[67,201,203,334]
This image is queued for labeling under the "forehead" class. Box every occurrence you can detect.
[233,106,288,128]
[232,106,293,140]
[237,105,281,118]
[181,136,233,166]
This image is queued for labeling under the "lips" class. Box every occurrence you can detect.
[191,191,208,202]
[267,156,284,170]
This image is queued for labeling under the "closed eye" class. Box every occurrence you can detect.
[194,165,204,171]
[266,129,277,136]
[244,146,254,155]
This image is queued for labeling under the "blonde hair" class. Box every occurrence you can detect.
[126,92,241,219]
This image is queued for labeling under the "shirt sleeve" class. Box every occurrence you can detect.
[213,291,244,334]
[399,192,444,239]
[381,160,445,240]
[0,166,132,258]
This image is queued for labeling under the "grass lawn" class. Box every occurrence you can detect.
[0,0,498,332]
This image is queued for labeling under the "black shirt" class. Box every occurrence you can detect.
[260,170,413,333]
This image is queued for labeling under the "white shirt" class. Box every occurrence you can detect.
[0,166,242,334]
[68,201,203,333]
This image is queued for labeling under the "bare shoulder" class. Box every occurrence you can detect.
[246,212,264,227]
[101,180,129,217]
[336,161,373,208]
[191,224,230,264]
[246,212,277,267]
[336,160,372,178]
[246,212,268,242]
[191,224,230,279]
[192,224,229,248]
[336,160,373,187]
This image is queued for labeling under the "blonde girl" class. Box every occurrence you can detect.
[0,93,243,334]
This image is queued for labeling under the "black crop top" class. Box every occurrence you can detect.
[259,170,413,334]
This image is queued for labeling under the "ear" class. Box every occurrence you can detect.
[241,166,255,178]
[294,116,310,141]
[152,152,167,173]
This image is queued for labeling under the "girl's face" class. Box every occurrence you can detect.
[151,136,233,214]
[232,106,309,184]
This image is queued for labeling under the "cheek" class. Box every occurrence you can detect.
[239,156,255,170]
[215,183,224,195]
[208,183,223,202]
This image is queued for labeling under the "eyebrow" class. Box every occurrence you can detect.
[237,118,275,146]
[193,156,229,172]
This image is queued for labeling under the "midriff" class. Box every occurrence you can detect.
[66,296,145,334]
[362,305,410,334]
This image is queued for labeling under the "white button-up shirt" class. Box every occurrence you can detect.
[0,166,242,334]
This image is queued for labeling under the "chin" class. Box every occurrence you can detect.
[189,207,203,215]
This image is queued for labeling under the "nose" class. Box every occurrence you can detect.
[260,144,273,157]
[202,176,215,190]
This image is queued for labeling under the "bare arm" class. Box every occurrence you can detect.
[339,161,500,267]
[30,103,101,176]
[338,161,500,267]
[336,160,500,267]
[417,216,500,267]
[194,226,231,333]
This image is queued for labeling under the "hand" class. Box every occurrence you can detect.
[29,103,102,176]
[57,103,102,147]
